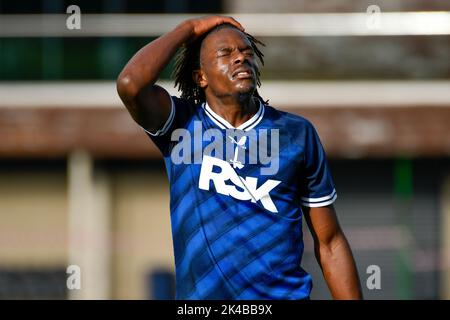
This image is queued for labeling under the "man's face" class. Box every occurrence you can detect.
[197,27,258,100]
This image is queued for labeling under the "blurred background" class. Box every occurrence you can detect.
[0,0,449,299]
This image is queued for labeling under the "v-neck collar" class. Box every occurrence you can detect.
[202,100,265,131]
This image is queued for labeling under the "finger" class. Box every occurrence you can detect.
[221,16,245,31]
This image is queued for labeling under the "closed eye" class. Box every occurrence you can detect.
[217,48,233,57]
[241,46,255,56]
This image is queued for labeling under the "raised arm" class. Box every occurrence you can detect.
[116,16,244,132]
[303,204,363,299]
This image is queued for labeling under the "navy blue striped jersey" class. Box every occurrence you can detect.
[143,96,337,300]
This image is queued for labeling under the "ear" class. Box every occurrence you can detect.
[192,69,207,89]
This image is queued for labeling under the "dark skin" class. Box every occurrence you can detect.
[303,204,363,299]
[116,16,247,132]
[194,27,259,124]
[117,15,363,300]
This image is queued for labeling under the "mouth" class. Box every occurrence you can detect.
[232,67,254,80]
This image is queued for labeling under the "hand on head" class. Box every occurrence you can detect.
[186,15,244,42]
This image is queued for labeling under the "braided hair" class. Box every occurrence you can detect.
[172,23,266,105]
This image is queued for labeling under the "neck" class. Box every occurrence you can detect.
[205,93,258,128]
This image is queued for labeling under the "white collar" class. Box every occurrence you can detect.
[202,100,264,131]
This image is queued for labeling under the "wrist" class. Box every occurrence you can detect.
[175,20,195,43]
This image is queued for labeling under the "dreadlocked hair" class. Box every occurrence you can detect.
[172,24,267,105]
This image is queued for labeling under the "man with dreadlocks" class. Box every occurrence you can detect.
[117,16,362,300]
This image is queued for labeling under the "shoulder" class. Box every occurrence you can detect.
[264,104,316,133]
[170,96,202,120]
[171,95,198,110]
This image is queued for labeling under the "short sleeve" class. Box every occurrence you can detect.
[298,122,337,207]
[140,96,196,157]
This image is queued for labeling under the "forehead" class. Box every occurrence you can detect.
[201,27,251,52]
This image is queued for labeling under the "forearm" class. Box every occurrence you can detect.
[117,20,193,94]
[116,15,243,130]
[316,232,363,299]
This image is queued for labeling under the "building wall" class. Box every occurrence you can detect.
[0,171,68,267]
[111,168,174,299]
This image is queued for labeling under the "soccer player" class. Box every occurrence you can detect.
[117,16,363,299]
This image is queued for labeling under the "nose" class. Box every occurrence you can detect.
[233,51,246,65]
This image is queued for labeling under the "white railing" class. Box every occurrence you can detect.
[1,81,449,108]
[0,12,449,37]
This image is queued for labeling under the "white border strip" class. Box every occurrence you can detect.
[244,104,265,131]
[202,103,227,130]
[0,12,449,37]
[301,188,337,203]
[301,192,338,207]
[203,100,264,131]
[1,81,450,109]
[141,96,176,136]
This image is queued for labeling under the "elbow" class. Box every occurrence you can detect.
[116,73,138,104]
[320,231,349,258]
[315,229,343,252]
